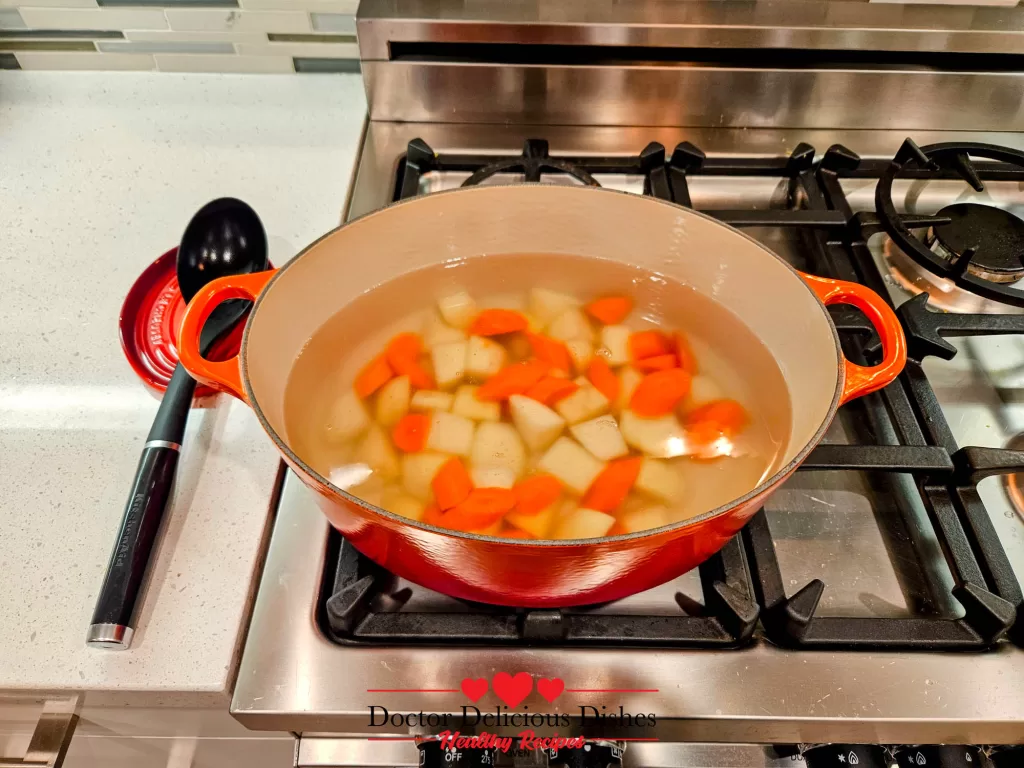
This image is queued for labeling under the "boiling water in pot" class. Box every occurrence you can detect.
[284,253,791,540]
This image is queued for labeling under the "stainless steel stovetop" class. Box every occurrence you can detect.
[230,125,1024,762]
[229,1,1024,765]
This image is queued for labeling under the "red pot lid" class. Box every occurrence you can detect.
[119,247,246,396]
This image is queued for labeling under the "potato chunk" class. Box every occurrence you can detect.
[354,424,400,480]
[426,411,475,457]
[635,458,683,503]
[465,336,507,379]
[438,290,477,330]
[687,374,727,406]
[471,422,527,477]
[548,308,592,342]
[375,375,410,428]
[505,502,559,539]
[529,288,580,324]
[326,390,369,442]
[551,507,616,540]
[570,414,629,461]
[509,394,565,453]
[614,367,643,412]
[452,385,501,422]
[471,465,516,489]
[617,504,668,534]
[423,311,467,348]
[380,488,424,521]
[620,410,687,458]
[410,390,454,412]
[401,452,449,500]
[431,341,467,390]
[599,324,631,367]
[555,378,610,425]
[566,338,593,373]
[537,437,605,494]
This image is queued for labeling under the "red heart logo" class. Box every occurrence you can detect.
[460,677,488,702]
[536,677,564,703]
[492,672,533,707]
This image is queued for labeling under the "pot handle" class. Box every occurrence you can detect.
[177,270,277,402]
[799,272,907,405]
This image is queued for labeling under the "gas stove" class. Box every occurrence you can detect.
[230,2,1024,766]
[233,127,1024,765]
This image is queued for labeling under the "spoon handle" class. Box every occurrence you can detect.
[86,363,197,649]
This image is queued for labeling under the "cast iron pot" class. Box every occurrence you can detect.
[178,185,906,607]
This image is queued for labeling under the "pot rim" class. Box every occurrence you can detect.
[239,184,844,546]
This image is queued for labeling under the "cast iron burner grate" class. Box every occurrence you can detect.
[320,531,759,646]
[319,137,1024,650]
[875,139,1024,306]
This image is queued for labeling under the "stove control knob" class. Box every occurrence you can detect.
[547,740,624,768]
[894,745,984,768]
[991,745,1024,767]
[416,737,495,768]
[803,744,887,768]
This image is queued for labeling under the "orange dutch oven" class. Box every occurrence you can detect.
[177,185,906,607]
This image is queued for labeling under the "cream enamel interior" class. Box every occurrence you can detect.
[242,185,840,478]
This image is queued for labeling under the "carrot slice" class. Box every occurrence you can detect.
[513,474,562,516]
[629,368,692,417]
[585,296,633,325]
[684,400,748,457]
[684,399,748,436]
[606,522,628,537]
[628,330,673,361]
[673,332,698,375]
[476,359,550,402]
[385,332,422,366]
[403,363,435,390]
[354,354,394,398]
[635,353,678,373]
[469,308,529,336]
[500,526,536,540]
[441,488,516,531]
[526,332,572,373]
[582,457,643,513]
[524,376,579,405]
[586,358,621,403]
[392,412,430,452]
[423,502,444,526]
[432,457,473,511]
[385,332,434,389]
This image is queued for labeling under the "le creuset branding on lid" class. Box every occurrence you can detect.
[119,247,246,395]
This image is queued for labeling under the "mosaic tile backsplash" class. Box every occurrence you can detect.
[0,0,360,72]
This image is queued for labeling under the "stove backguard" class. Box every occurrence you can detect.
[355,0,1024,131]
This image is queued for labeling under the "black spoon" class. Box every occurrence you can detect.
[87,198,268,649]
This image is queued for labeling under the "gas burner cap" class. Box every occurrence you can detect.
[926,203,1024,283]
[881,236,1024,315]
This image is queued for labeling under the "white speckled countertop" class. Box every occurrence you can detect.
[0,71,365,700]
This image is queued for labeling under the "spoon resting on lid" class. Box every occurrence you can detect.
[87,198,268,649]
